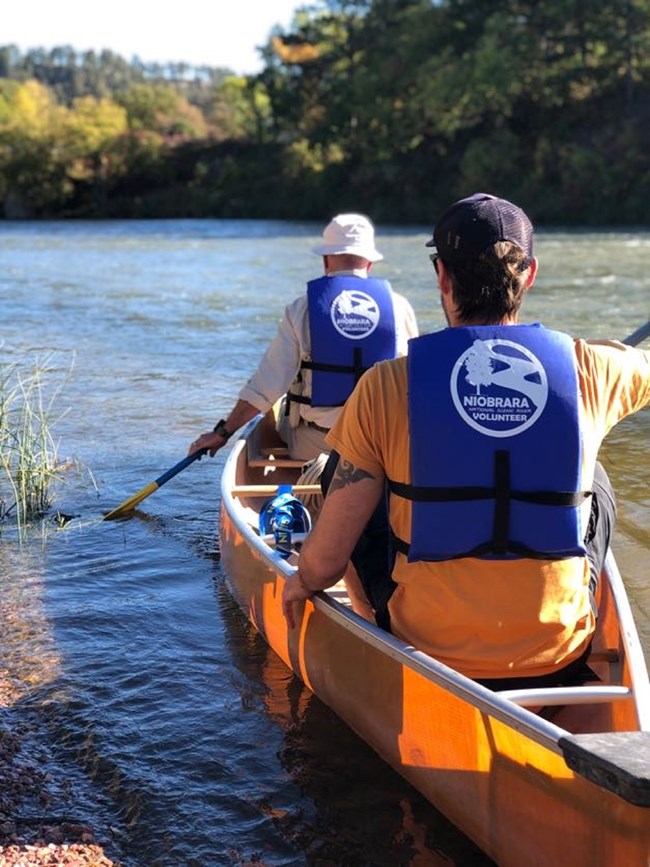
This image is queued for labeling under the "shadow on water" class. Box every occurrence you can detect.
[0,693,126,858]
[0,541,127,861]
[216,581,495,867]
[8,543,493,865]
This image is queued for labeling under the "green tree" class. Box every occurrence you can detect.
[206,75,272,142]
[0,80,71,214]
[115,82,207,137]
[0,80,130,216]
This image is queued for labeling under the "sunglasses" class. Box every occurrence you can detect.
[429,252,440,273]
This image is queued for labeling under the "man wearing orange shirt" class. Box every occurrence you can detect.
[282,192,650,688]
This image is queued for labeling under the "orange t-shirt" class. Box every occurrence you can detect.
[327,337,650,679]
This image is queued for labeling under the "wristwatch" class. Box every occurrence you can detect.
[213,419,233,440]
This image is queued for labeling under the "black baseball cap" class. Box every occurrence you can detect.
[426,193,534,265]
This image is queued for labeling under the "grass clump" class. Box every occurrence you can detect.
[0,352,70,533]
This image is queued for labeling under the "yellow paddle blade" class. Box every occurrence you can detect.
[103,481,159,521]
[103,451,206,521]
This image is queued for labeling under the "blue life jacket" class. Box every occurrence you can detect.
[388,324,589,562]
[292,275,397,409]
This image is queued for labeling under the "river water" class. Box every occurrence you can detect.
[0,220,648,866]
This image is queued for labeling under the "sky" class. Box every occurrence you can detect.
[5,0,306,75]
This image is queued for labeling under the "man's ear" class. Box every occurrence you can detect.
[525,256,538,288]
[437,258,453,297]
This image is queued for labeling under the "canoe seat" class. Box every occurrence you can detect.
[248,452,306,469]
[587,648,620,663]
[498,684,633,707]
[560,731,650,807]
[246,417,306,468]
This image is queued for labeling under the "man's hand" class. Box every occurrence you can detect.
[282,572,315,629]
[188,430,227,458]
[188,401,259,458]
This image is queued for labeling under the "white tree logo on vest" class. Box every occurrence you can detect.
[450,339,548,437]
[330,290,380,339]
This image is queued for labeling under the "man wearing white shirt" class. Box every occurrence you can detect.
[189,213,418,461]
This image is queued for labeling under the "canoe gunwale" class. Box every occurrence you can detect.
[601,548,650,728]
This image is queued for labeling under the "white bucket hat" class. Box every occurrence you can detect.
[312,213,383,262]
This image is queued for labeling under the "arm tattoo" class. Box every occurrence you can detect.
[329,459,375,494]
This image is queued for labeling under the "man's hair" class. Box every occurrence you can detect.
[443,241,531,323]
[327,253,369,270]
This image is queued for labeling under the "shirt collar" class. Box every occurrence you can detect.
[327,269,368,278]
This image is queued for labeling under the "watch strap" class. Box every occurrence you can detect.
[213,419,233,440]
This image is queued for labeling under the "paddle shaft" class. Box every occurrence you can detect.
[103,449,208,520]
[623,320,650,347]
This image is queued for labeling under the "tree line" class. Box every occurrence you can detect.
[1,0,649,225]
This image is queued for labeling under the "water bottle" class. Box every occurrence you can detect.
[271,502,294,559]
[259,485,312,560]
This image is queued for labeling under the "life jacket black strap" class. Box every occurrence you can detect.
[285,391,346,410]
[302,361,356,373]
[513,490,587,506]
[493,450,510,554]
[388,448,590,560]
[388,480,495,502]
[387,480,588,509]
[391,533,566,561]
[302,347,367,383]
[284,392,311,411]
[290,348,367,411]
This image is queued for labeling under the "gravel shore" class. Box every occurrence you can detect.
[0,681,122,866]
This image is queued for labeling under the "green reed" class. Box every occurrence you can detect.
[0,353,70,533]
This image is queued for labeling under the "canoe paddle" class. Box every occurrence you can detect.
[104,422,221,520]
[103,452,207,520]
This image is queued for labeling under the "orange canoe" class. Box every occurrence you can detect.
[219,413,650,867]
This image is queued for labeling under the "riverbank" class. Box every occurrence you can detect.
[0,671,121,865]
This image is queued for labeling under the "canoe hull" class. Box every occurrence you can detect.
[220,421,650,866]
